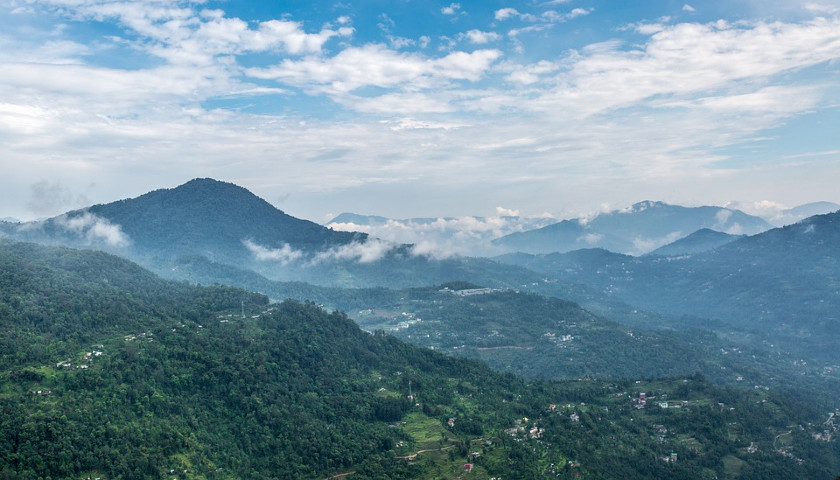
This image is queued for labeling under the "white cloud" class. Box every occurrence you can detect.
[243,239,304,264]
[804,3,840,14]
[408,240,461,260]
[581,233,604,245]
[503,60,559,84]
[247,44,502,95]
[631,231,684,255]
[496,206,520,217]
[460,30,501,45]
[714,209,733,226]
[682,4,696,12]
[313,239,396,264]
[441,3,462,15]
[326,212,558,257]
[496,6,589,24]
[53,212,130,247]
[495,8,521,21]
[2,3,840,223]
[22,1,351,67]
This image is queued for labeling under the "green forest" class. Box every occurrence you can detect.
[2,240,840,479]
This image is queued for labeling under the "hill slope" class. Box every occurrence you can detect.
[648,228,744,256]
[3,241,840,479]
[495,212,840,360]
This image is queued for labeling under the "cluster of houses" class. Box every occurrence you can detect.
[542,332,577,344]
[124,332,153,342]
[439,287,505,297]
[813,410,840,442]
[55,344,105,370]
[503,417,544,439]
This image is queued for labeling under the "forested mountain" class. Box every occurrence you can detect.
[1,178,366,265]
[495,212,840,361]
[493,201,771,255]
[3,240,840,479]
[0,179,590,293]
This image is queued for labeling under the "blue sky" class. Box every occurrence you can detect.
[1,0,839,224]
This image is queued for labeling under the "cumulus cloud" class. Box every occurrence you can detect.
[53,212,130,247]
[243,239,304,264]
[459,30,501,45]
[495,8,523,21]
[313,239,396,264]
[496,6,589,24]
[247,44,502,95]
[2,3,840,222]
[580,233,604,245]
[32,1,351,65]
[631,231,685,255]
[496,206,520,217]
[327,212,558,257]
[502,59,559,84]
[409,240,461,260]
[714,209,733,226]
[441,3,462,15]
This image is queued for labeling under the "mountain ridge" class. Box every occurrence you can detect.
[493,201,773,255]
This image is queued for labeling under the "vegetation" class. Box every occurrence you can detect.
[3,241,840,479]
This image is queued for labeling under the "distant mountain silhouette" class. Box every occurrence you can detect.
[493,201,772,255]
[770,201,840,226]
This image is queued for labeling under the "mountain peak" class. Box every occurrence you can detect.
[624,200,669,213]
[81,179,366,262]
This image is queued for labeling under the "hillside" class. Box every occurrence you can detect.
[495,212,840,361]
[3,241,840,479]
[648,228,744,256]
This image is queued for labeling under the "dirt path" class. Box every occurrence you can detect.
[396,444,456,459]
[324,471,355,479]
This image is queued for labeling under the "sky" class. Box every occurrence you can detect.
[1,0,839,225]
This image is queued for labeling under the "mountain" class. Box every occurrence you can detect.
[1,178,366,266]
[4,240,840,479]
[648,228,744,256]
[495,211,840,361]
[771,202,840,226]
[327,212,394,226]
[493,201,773,255]
[491,218,633,255]
[0,180,630,300]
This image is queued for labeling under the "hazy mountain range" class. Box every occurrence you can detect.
[492,201,774,255]
[496,210,840,361]
[3,178,840,477]
[2,178,839,361]
[329,200,838,256]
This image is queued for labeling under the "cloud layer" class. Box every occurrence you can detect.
[1,1,838,221]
